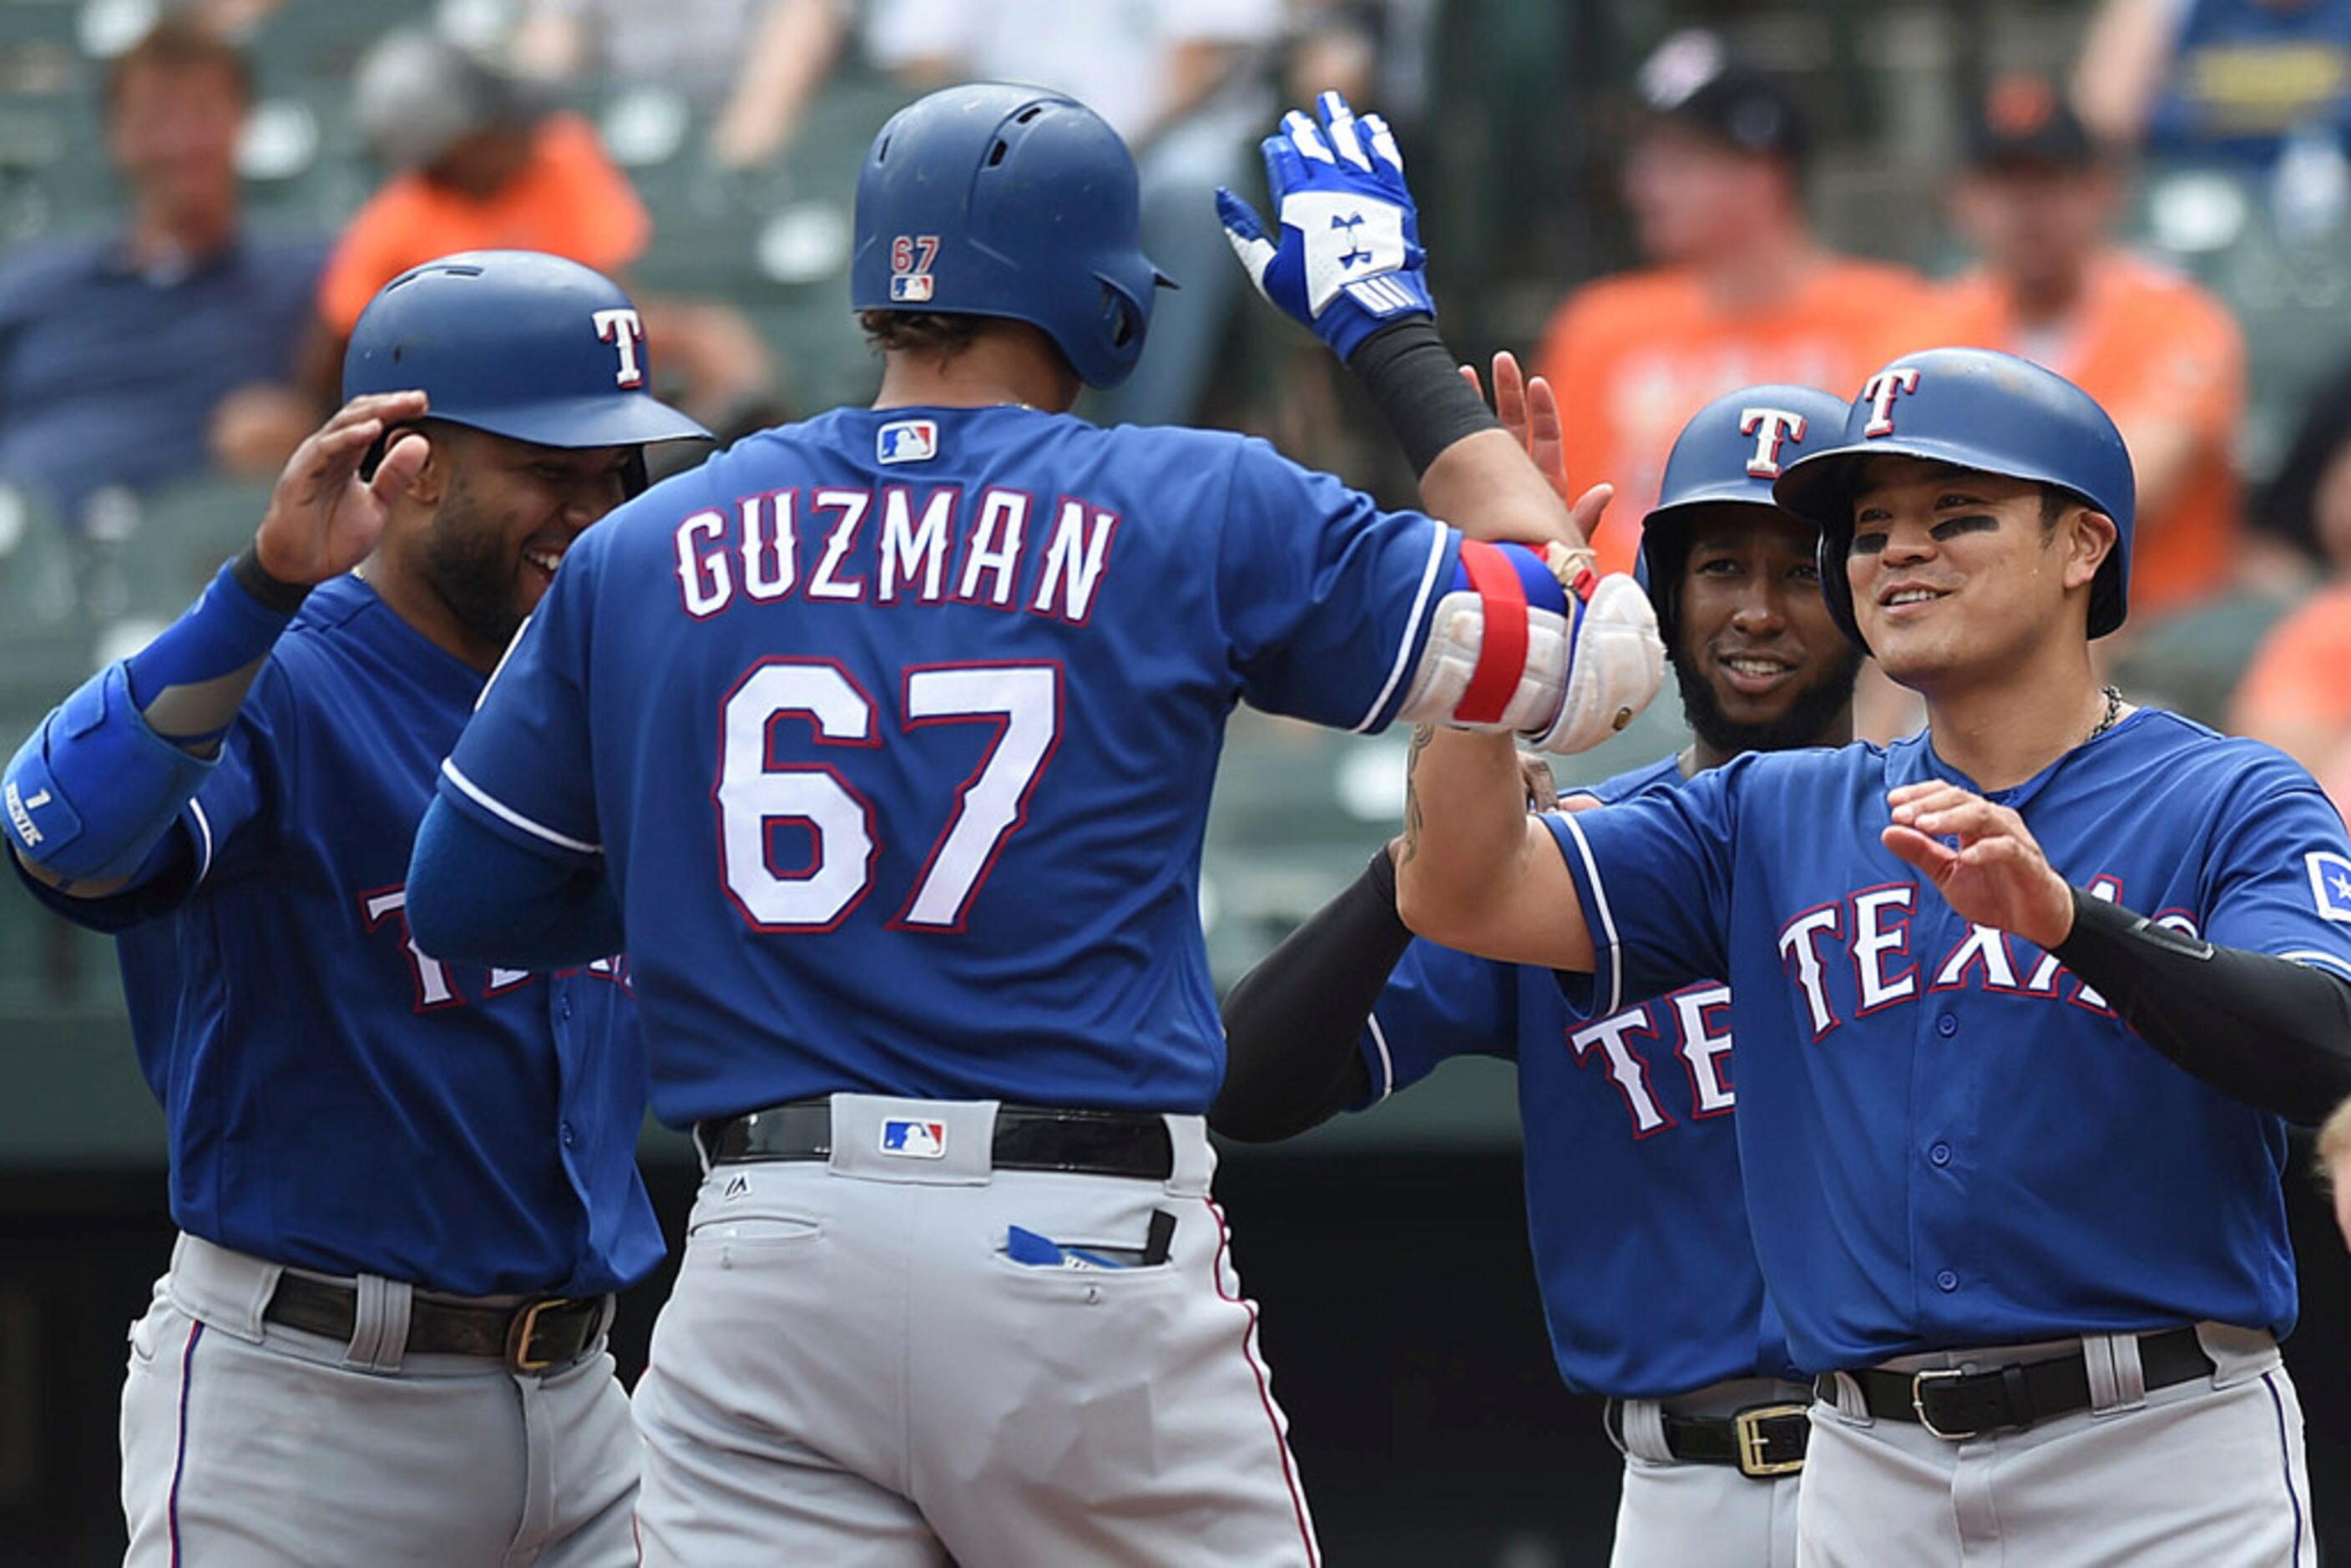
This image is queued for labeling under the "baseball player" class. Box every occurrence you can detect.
[1213,373,1859,1565]
[1,250,707,1565]
[399,86,1662,1565]
[1393,346,2351,1565]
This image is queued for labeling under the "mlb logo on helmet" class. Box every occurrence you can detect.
[877,418,938,464]
[2309,852,2351,923]
[880,1118,949,1158]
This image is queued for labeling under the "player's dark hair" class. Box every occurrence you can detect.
[858,310,1079,384]
[105,16,253,117]
[859,310,988,359]
[2040,486,2070,534]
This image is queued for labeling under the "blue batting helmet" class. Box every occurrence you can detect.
[851,83,1171,389]
[343,250,710,470]
[1772,346,2134,647]
[1637,382,1851,650]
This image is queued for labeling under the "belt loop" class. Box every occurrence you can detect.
[2083,1330,2146,1414]
[1822,1370,1873,1424]
[1614,1397,1676,1463]
[169,1233,282,1340]
[1160,1114,1213,1197]
[342,1274,412,1373]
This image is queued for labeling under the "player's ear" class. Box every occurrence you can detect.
[2059,505,2117,594]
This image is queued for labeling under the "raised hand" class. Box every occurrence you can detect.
[1217,90,1434,359]
[253,392,432,584]
[1882,781,2076,951]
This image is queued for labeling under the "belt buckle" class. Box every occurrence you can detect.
[1732,1403,1809,1477]
[504,1297,578,1375]
[1910,1368,1980,1440]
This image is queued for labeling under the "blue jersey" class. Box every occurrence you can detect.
[15,576,662,1297]
[437,404,1460,1125]
[1365,752,1799,1399]
[1544,711,2351,1371]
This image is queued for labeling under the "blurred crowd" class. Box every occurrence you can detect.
[6,0,2351,826]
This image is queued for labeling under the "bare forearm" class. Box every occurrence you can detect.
[1395,726,1594,969]
[1418,428,1581,549]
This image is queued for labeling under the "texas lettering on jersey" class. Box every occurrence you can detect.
[1566,982,1737,1136]
[359,883,629,1013]
[1774,875,2152,1039]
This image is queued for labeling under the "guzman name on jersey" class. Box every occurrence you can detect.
[672,485,1120,625]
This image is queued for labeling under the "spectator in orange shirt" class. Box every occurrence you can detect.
[1936,74,2248,625]
[304,29,773,437]
[1534,31,1934,575]
[2232,382,2351,811]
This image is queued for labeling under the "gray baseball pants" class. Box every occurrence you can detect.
[120,1233,639,1567]
[1799,1323,2313,1566]
[631,1094,1320,1567]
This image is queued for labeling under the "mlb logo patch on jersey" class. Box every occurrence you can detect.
[877,419,938,464]
[880,1118,948,1159]
[2308,851,2351,922]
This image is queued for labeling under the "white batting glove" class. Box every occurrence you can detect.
[1216,91,1434,360]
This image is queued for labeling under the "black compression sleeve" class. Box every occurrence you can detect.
[1344,318,1501,476]
[229,544,312,615]
[2050,887,2351,1125]
[1211,847,1412,1142]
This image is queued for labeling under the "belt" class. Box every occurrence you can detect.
[697,1100,1176,1181]
[263,1274,608,1375]
[1821,1326,2214,1441]
[1605,1398,1810,1478]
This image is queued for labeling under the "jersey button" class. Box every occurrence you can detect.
[1929,1141,1952,1166]
[1935,1268,1959,1292]
[1935,1013,1959,1038]
[559,1121,576,1148]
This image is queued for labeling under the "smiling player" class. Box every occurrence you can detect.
[1,249,706,1565]
[1393,346,2351,1565]
[1215,373,1858,1565]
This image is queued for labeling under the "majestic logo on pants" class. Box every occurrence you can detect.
[880,1118,948,1158]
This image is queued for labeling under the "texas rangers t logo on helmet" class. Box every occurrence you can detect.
[1739,407,1808,478]
[592,308,646,389]
[1861,367,1921,438]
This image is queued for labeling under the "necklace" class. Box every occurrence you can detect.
[2087,684,2123,743]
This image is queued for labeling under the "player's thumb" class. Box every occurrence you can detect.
[370,431,432,504]
[1216,189,1277,291]
[1567,482,1614,548]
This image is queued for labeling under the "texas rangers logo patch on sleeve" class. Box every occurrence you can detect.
[2308,851,2351,922]
[877,418,938,464]
[880,1118,948,1158]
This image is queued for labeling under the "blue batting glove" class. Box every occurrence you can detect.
[1217,91,1433,361]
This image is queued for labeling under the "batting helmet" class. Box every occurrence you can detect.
[1637,382,1851,650]
[1772,346,2134,646]
[851,83,1171,389]
[343,250,710,484]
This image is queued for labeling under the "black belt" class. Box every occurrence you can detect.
[1604,1398,1810,1478]
[264,1274,607,1375]
[697,1100,1176,1181]
[1822,1326,2214,1441]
